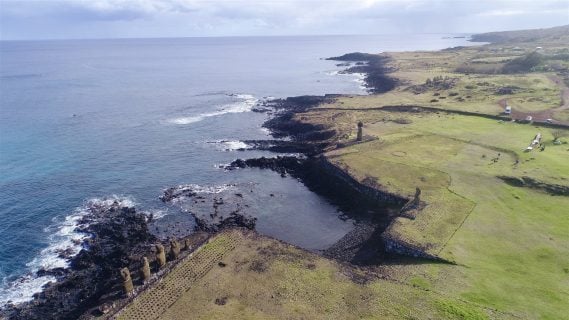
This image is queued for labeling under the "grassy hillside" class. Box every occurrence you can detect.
[470,25,569,44]
[116,25,569,320]
[120,230,514,320]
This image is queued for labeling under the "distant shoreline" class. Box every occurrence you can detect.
[2,27,556,319]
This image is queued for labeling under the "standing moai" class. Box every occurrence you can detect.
[400,187,422,215]
[156,244,166,268]
[412,187,421,205]
[183,238,192,251]
[120,267,134,295]
[140,257,151,282]
[357,121,363,141]
[169,239,180,261]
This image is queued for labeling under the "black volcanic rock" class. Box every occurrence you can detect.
[327,52,397,93]
[160,185,257,233]
[3,201,156,320]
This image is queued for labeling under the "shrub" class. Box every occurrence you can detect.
[502,52,543,73]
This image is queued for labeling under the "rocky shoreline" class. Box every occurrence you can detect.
[224,90,410,265]
[1,201,156,320]
[160,184,257,232]
[0,52,402,319]
[326,52,398,94]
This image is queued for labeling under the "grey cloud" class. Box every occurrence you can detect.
[0,0,567,40]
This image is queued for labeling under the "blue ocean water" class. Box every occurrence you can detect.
[0,34,474,304]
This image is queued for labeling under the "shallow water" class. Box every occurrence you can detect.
[0,34,474,304]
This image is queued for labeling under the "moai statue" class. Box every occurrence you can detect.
[357,121,363,141]
[400,187,422,216]
[120,267,134,295]
[412,187,421,206]
[183,238,192,251]
[140,257,151,282]
[156,244,166,268]
[169,239,180,261]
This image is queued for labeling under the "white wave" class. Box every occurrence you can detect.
[327,69,368,91]
[352,73,367,90]
[352,72,366,81]
[169,115,205,125]
[168,93,258,125]
[208,140,250,151]
[213,162,231,169]
[259,127,271,135]
[169,184,235,196]
[0,195,136,306]
[0,274,56,305]
[148,209,168,220]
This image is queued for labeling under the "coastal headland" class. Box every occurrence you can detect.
[3,25,569,320]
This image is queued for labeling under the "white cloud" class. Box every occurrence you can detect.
[0,0,567,39]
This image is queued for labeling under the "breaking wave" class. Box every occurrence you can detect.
[0,196,135,306]
[168,183,235,196]
[168,93,258,125]
[207,140,251,151]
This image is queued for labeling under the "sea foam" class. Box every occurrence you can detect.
[168,93,258,125]
[207,140,251,151]
[0,196,136,306]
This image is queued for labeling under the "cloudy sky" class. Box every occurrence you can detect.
[0,0,568,40]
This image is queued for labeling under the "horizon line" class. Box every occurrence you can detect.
[0,32,475,42]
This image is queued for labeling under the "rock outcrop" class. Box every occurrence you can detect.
[3,201,156,320]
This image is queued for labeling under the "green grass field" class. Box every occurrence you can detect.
[325,71,562,116]
[307,109,569,319]
[156,230,508,320]
[351,46,566,119]
[116,27,569,320]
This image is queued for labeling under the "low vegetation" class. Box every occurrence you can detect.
[131,230,508,320]
[300,103,569,319]
[117,25,569,320]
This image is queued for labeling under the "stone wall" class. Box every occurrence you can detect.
[317,157,446,261]
[383,237,444,261]
[317,157,408,206]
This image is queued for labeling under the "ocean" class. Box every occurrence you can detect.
[0,34,473,304]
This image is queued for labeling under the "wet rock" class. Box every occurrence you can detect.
[261,95,339,144]
[36,268,67,278]
[160,186,197,202]
[194,211,256,233]
[225,156,306,177]
[5,201,156,320]
[160,184,257,233]
[242,139,328,154]
[56,248,75,260]
[327,53,398,93]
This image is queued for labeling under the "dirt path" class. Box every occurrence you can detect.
[500,74,569,125]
